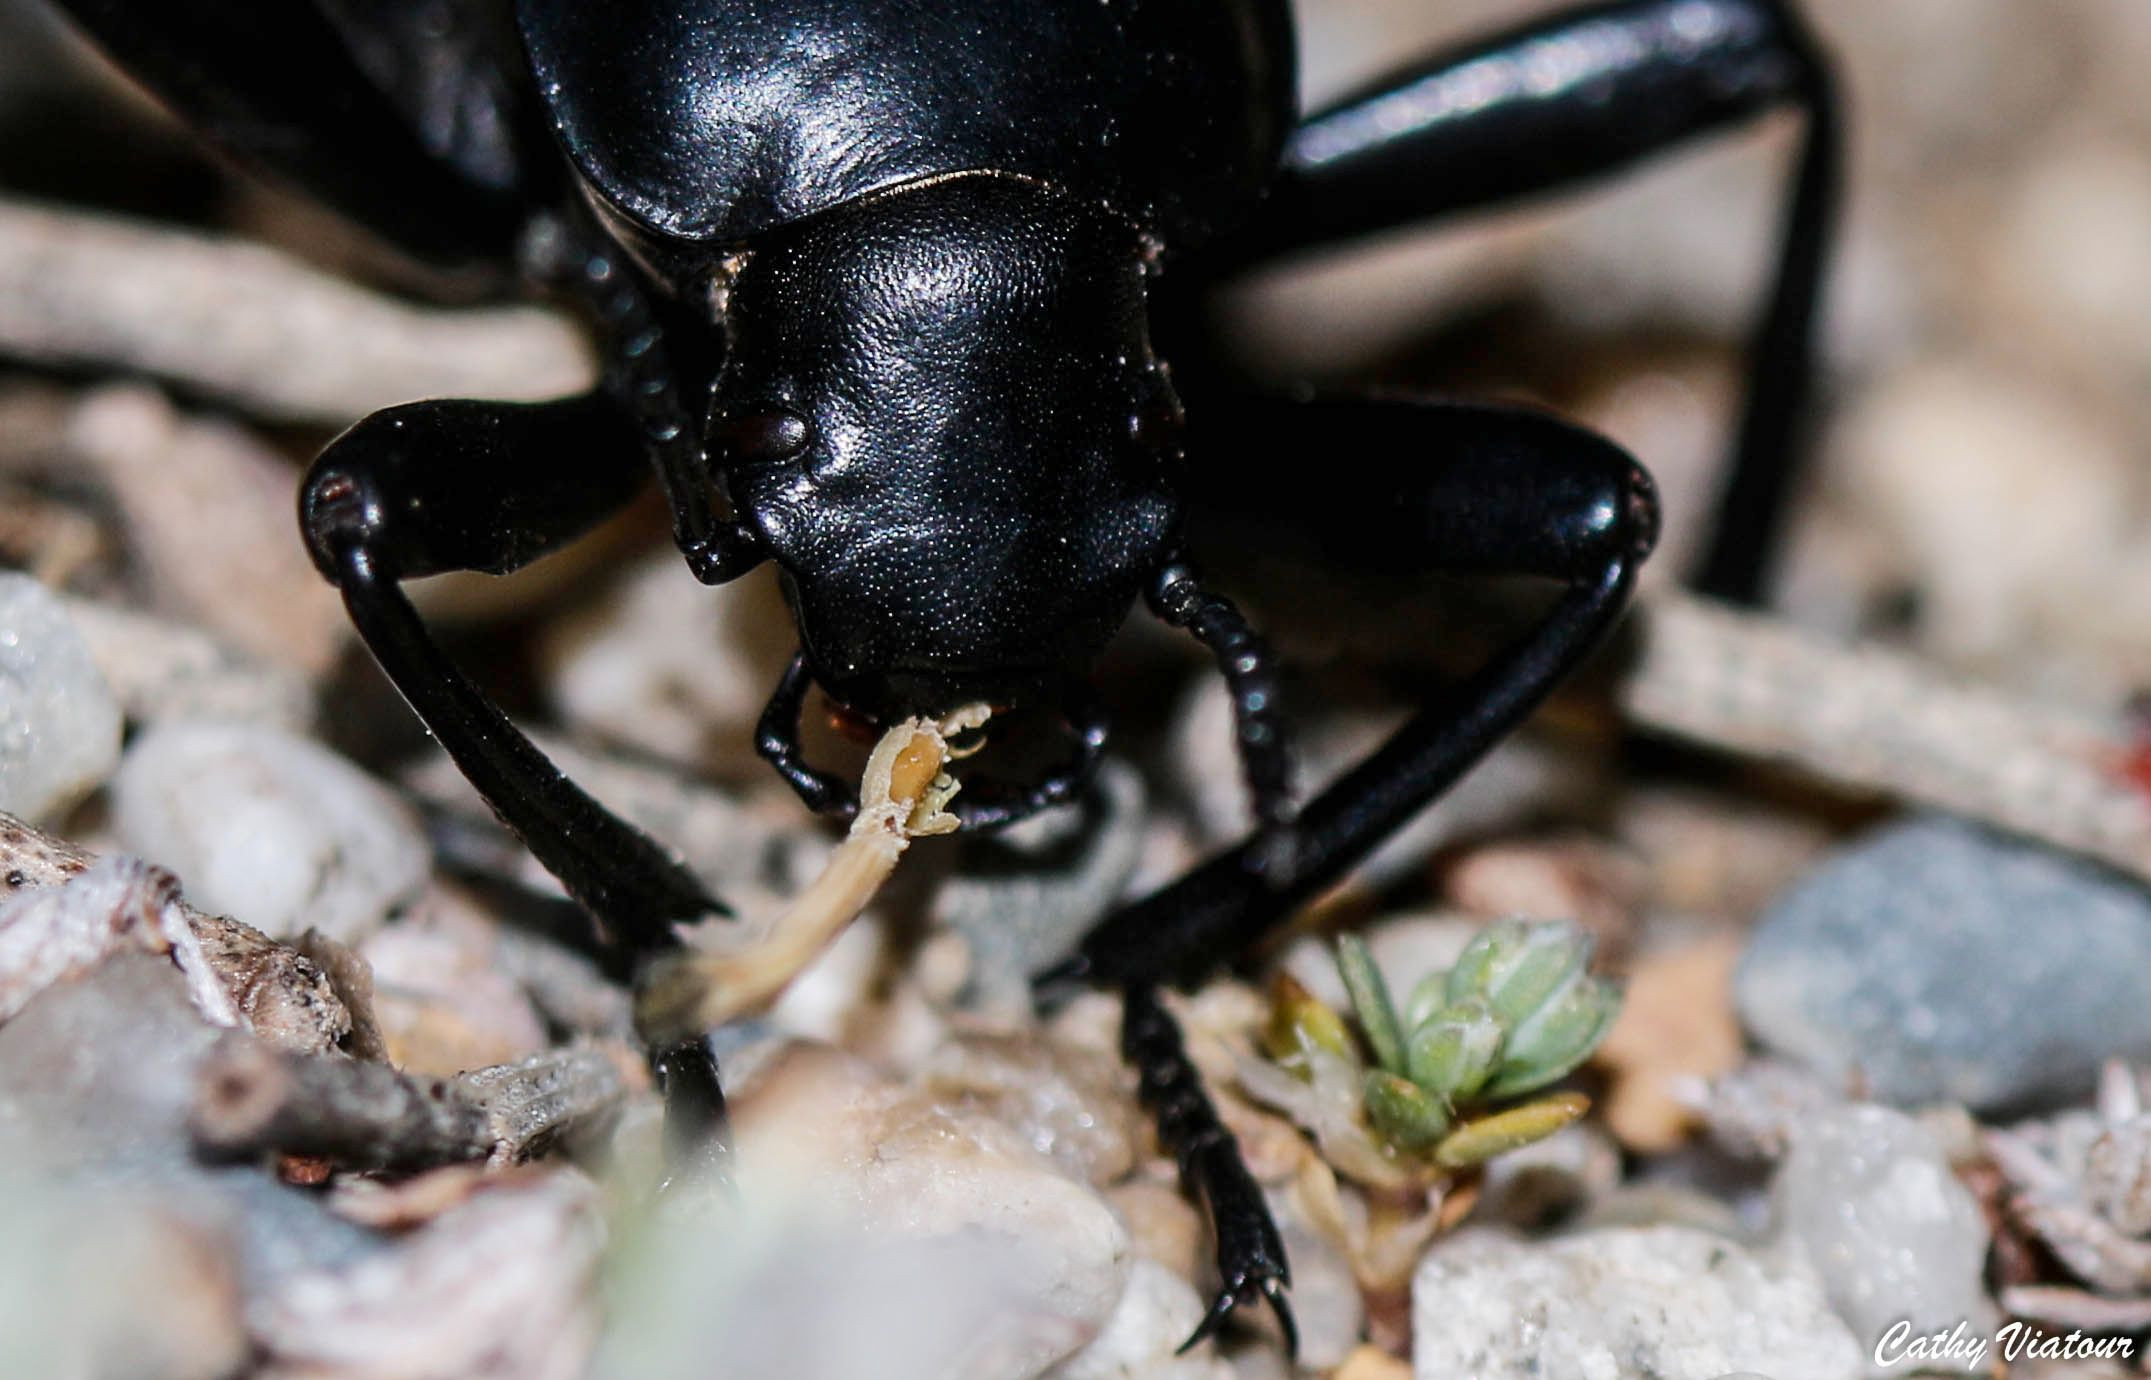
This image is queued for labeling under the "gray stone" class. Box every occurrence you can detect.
[0,573,122,823]
[1411,1224,1863,1380]
[1737,816,2151,1110]
[0,954,217,1162]
[936,761,1147,1014]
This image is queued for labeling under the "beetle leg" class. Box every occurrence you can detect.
[1232,0,1837,604]
[561,231,769,587]
[755,652,862,820]
[302,390,758,1181]
[1123,983,1296,1357]
[1043,400,1656,1347]
[47,0,540,270]
[946,678,1112,832]
[1145,565,1298,881]
[1058,397,1658,992]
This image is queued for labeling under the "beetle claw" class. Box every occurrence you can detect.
[1177,1261,1297,1359]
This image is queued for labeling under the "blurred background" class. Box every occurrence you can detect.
[1,4,2149,1378]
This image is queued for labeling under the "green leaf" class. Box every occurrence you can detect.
[1363,1069,1451,1149]
[1482,973,1623,1100]
[1405,997,1505,1102]
[1443,920,1521,1008]
[1482,923,1592,1027]
[1263,974,1358,1076]
[1432,1092,1589,1168]
[1403,969,1452,1032]
[1336,935,1407,1076]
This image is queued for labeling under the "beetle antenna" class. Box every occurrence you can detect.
[1147,562,1299,882]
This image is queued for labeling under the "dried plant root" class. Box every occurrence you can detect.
[636,705,990,1043]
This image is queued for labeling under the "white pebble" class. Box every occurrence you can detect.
[1770,1103,1995,1375]
[1411,1225,1862,1380]
[0,573,122,822]
[111,722,426,943]
[1050,1259,1230,1380]
[643,1047,1137,1380]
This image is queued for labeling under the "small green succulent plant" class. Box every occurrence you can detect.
[1263,919,1621,1173]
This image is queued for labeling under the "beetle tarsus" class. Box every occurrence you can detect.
[1122,982,1297,1357]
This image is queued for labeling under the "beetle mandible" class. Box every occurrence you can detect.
[46,0,1838,1348]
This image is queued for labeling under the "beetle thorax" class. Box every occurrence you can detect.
[707,173,1184,720]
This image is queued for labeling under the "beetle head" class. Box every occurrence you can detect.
[707,173,1183,722]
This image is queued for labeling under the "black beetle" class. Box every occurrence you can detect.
[43,0,1838,1349]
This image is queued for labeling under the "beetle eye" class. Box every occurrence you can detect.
[712,406,810,466]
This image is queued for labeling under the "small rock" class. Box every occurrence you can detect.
[252,1169,602,1380]
[1475,1121,1623,1230]
[652,1045,1135,1380]
[0,953,220,1161]
[542,550,795,780]
[1441,835,1644,961]
[61,596,313,732]
[1770,1103,1995,1375]
[1106,1181,1203,1283]
[1410,1224,1863,1380]
[0,572,121,822]
[1825,364,2135,684]
[360,892,550,1076]
[1737,816,2151,1110]
[923,1034,1141,1187]
[1050,1259,1231,1380]
[112,721,427,944]
[937,761,1148,1015]
[65,387,347,677]
[0,1180,248,1380]
[1270,1186,1365,1370]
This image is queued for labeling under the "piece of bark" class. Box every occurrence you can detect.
[0,811,348,1053]
[192,1032,487,1171]
[0,854,234,1027]
[457,1044,636,1165]
[296,929,389,1064]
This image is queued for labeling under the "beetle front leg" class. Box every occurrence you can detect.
[1047,397,1658,1348]
[302,390,759,1181]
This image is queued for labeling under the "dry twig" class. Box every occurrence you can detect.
[189,1034,631,1171]
[0,197,592,424]
[1619,591,2151,885]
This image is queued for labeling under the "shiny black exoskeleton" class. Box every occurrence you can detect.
[47,0,1838,1350]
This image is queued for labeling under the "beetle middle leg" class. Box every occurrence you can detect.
[1046,396,1659,1350]
[300,390,736,1179]
[1233,0,1838,605]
